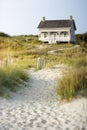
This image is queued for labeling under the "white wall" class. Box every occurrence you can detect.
[38,27,75,43]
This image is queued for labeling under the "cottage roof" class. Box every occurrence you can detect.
[38,19,76,30]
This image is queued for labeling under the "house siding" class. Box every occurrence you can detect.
[39,28,70,43]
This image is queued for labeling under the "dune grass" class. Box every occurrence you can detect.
[0,66,29,98]
[56,57,87,101]
[0,34,87,100]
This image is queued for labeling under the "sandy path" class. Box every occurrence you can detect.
[0,65,87,130]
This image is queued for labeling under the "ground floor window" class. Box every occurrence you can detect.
[60,31,68,37]
[42,32,48,38]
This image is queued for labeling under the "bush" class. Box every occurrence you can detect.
[0,32,10,37]
[76,33,87,44]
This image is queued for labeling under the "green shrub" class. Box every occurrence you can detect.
[0,32,10,37]
[75,33,87,44]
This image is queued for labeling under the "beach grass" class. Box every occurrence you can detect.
[0,66,29,98]
[56,57,87,101]
[0,34,87,100]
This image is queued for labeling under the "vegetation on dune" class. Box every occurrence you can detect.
[0,66,29,98]
[75,32,87,47]
[0,34,39,98]
[0,32,87,100]
[56,57,87,101]
[0,32,10,37]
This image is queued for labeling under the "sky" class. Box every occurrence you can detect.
[0,0,87,36]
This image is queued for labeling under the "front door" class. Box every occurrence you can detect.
[49,33,57,43]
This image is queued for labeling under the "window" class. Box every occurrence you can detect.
[43,32,47,38]
[64,32,68,36]
[60,32,64,35]
[60,32,68,37]
[50,32,54,35]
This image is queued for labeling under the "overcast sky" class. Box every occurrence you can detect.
[0,0,87,35]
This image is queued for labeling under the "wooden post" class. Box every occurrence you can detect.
[37,57,41,70]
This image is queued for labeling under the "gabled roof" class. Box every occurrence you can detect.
[38,19,76,30]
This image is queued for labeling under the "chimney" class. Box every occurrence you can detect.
[42,17,45,21]
[70,16,73,20]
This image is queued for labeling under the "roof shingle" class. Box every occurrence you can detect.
[37,19,76,30]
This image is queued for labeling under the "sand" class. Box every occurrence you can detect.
[0,65,87,130]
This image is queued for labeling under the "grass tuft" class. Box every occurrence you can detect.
[57,62,87,101]
[0,66,29,98]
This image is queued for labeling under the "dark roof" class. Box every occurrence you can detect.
[37,19,76,30]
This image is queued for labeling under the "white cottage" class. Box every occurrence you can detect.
[37,16,76,43]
